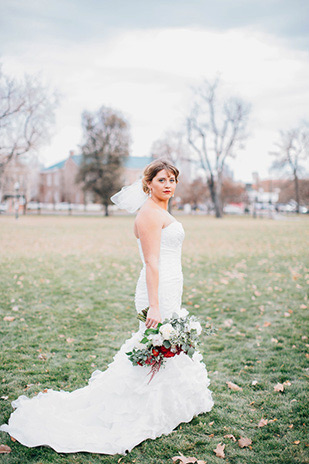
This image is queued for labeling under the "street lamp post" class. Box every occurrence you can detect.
[14,181,20,219]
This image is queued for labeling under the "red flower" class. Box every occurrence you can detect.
[152,348,160,357]
[160,346,176,358]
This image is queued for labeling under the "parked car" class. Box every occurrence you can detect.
[0,203,8,213]
[27,201,43,210]
[223,204,244,214]
[55,202,72,211]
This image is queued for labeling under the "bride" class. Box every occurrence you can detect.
[0,159,214,455]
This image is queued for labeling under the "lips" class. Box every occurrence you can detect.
[163,191,171,193]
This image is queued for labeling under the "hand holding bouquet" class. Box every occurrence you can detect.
[126,308,214,382]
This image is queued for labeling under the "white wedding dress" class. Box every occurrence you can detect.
[0,220,214,455]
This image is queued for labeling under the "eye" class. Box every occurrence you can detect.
[170,179,175,182]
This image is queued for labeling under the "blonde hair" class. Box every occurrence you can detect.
[142,159,179,194]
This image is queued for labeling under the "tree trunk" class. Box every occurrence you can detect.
[294,171,300,214]
[207,174,222,218]
[207,174,216,206]
[104,204,109,216]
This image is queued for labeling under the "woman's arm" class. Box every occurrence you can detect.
[135,211,162,329]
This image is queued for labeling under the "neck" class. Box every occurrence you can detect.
[150,196,169,211]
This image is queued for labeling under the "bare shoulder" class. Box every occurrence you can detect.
[135,204,163,228]
[134,202,164,238]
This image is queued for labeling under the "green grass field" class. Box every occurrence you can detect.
[0,214,308,464]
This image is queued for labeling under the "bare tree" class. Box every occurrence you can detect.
[270,123,309,213]
[77,106,130,216]
[0,66,58,172]
[221,178,247,206]
[151,130,188,165]
[178,177,210,209]
[187,78,250,217]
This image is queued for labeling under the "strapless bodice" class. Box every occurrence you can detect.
[135,220,185,316]
[137,220,185,269]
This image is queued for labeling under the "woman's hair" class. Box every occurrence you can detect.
[142,159,179,194]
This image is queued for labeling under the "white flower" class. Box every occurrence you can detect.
[151,334,164,346]
[189,321,202,335]
[134,341,146,351]
[159,323,176,340]
[178,307,189,317]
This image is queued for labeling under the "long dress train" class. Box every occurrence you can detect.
[0,220,214,454]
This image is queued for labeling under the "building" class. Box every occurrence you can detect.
[39,152,153,204]
[0,156,40,210]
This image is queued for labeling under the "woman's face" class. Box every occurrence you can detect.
[148,169,177,201]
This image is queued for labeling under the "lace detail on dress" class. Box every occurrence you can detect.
[135,221,185,318]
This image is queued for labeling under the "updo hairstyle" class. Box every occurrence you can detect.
[142,159,179,194]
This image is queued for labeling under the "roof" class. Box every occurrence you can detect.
[124,156,152,169]
[42,155,82,172]
[42,155,152,172]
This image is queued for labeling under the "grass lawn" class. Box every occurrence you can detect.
[0,214,308,464]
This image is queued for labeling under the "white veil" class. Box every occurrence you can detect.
[110,178,149,213]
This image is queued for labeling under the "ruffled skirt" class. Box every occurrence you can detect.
[0,331,214,454]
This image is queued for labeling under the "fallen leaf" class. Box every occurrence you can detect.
[224,434,236,442]
[274,383,284,392]
[283,380,291,386]
[252,380,258,386]
[293,440,300,445]
[0,444,11,454]
[258,418,268,427]
[238,436,252,448]
[263,321,271,327]
[12,306,19,312]
[271,338,278,343]
[300,304,307,309]
[284,312,290,317]
[208,421,214,426]
[3,316,15,322]
[254,290,261,296]
[226,381,243,391]
[66,338,74,344]
[213,443,225,458]
[172,452,197,463]
[0,396,8,400]
[38,353,47,360]
[224,319,233,328]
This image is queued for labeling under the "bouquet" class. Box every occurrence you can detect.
[126,308,214,382]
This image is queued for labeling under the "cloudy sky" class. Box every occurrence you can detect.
[1,0,308,182]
